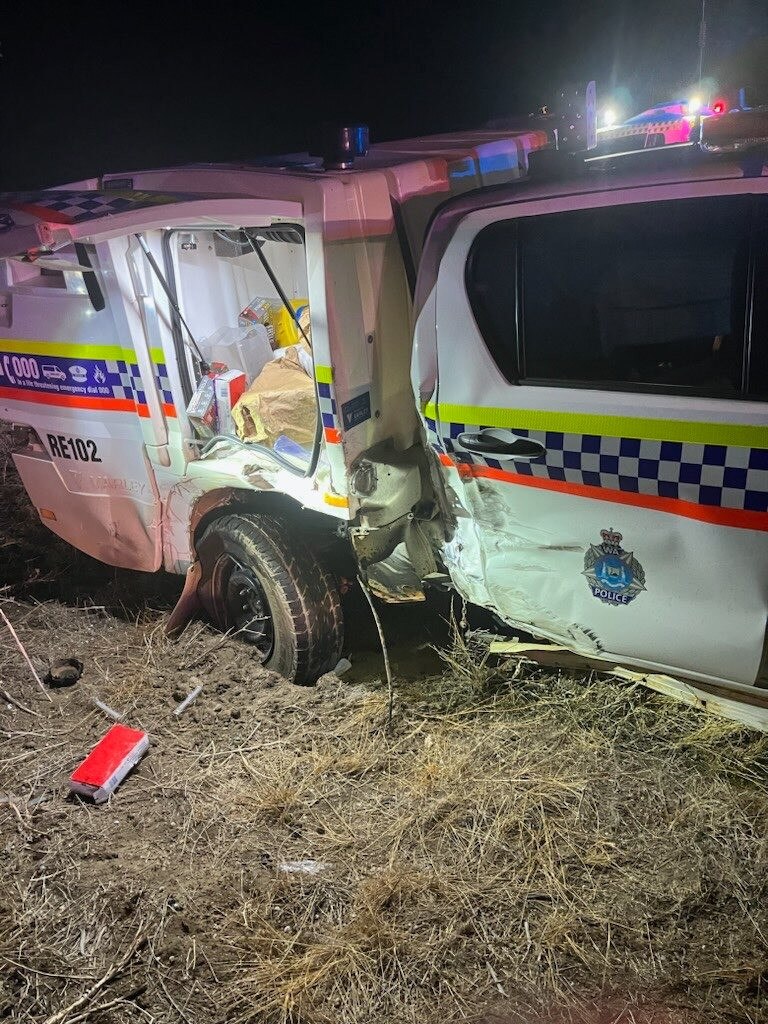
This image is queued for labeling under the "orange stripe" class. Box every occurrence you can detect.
[324,426,342,444]
[11,202,75,224]
[137,402,177,419]
[0,386,136,414]
[0,387,177,418]
[324,492,349,508]
[437,453,768,533]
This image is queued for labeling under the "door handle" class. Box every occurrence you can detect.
[455,429,546,461]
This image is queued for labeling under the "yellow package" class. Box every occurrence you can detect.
[271,299,310,348]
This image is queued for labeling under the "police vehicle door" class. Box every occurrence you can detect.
[423,184,768,686]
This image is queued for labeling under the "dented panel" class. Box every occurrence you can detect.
[419,179,768,694]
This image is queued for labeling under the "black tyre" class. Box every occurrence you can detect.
[195,512,343,684]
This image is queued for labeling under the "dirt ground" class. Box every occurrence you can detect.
[1,431,768,1024]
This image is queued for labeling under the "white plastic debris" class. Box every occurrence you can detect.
[333,658,352,676]
[278,860,330,875]
[173,684,203,716]
[93,698,123,721]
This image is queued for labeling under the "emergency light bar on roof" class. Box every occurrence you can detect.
[593,89,768,159]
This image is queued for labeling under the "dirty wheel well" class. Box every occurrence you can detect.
[192,490,357,578]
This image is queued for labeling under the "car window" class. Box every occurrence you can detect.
[466,195,752,396]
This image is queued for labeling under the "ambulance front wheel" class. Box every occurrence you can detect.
[195,512,344,685]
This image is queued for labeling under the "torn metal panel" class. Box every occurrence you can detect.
[364,542,426,603]
[165,560,203,636]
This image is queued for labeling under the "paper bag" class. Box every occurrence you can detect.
[232,345,317,447]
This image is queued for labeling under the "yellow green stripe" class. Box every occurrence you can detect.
[314,364,334,384]
[426,402,768,450]
[0,339,166,365]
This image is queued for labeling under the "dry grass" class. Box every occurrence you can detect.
[3,601,768,1024]
[1,425,768,1023]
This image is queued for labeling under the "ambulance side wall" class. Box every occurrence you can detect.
[0,259,163,570]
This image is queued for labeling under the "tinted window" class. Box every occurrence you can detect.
[467,196,752,395]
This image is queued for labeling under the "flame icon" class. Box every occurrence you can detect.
[94,366,106,384]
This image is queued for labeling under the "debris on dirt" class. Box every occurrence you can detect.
[278,859,330,875]
[68,724,150,803]
[333,656,353,676]
[0,602,51,699]
[173,683,204,716]
[44,656,84,688]
[0,791,50,808]
[0,684,39,716]
[92,697,123,721]
[2,424,768,1023]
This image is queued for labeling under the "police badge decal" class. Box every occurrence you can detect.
[583,528,646,606]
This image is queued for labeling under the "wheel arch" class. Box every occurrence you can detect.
[194,508,345,684]
[190,487,358,577]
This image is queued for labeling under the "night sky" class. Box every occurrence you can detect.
[2,0,767,191]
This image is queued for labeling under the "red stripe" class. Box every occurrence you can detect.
[0,387,177,419]
[136,402,177,419]
[437,453,768,533]
[11,202,75,225]
[0,386,136,414]
[324,426,342,444]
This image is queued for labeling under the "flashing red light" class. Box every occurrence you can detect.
[712,99,726,115]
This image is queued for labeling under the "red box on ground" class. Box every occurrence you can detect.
[69,724,149,803]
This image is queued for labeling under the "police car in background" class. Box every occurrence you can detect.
[597,99,723,151]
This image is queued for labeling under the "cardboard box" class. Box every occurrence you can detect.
[186,375,217,438]
[213,369,247,436]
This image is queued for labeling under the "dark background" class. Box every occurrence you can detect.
[2,0,767,191]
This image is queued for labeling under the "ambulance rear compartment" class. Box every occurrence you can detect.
[169,225,318,466]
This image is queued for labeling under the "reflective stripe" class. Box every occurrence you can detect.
[324,492,349,508]
[324,425,342,444]
[0,338,166,365]
[0,386,137,414]
[0,386,178,418]
[427,402,768,450]
[314,364,334,384]
[438,453,768,532]
[138,402,177,419]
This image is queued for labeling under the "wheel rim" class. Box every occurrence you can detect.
[214,554,275,661]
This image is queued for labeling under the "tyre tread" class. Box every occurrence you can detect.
[197,512,343,684]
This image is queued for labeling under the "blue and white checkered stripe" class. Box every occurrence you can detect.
[154,363,174,406]
[436,419,768,513]
[317,381,340,439]
[127,363,147,406]
[104,357,174,410]
[1,190,192,225]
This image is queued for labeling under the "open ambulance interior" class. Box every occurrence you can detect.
[169,223,319,471]
[0,200,323,480]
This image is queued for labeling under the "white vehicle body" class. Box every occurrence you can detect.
[1,121,766,725]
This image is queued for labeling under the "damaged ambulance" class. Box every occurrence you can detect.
[1,92,767,728]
